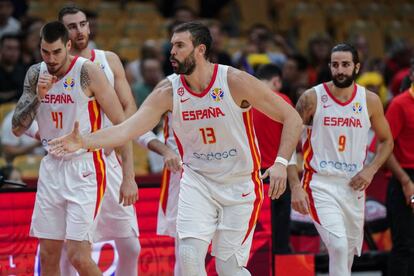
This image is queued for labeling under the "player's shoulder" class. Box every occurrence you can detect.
[298,88,317,104]
[364,89,382,106]
[154,78,173,94]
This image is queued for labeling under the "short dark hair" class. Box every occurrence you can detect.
[173,21,212,58]
[0,33,20,46]
[288,53,308,72]
[255,64,282,80]
[58,4,85,22]
[40,21,69,44]
[331,43,360,64]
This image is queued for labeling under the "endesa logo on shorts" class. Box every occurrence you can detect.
[182,107,225,121]
[319,160,357,172]
[193,148,237,161]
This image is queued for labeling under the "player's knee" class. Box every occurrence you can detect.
[118,238,141,257]
[178,243,200,276]
[39,247,59,267]
[328,236,348,255]
[67,250,92,271]
[215,256,251,276]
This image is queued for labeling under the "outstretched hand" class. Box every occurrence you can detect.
[261,163,287,199]
[49,121,83,156]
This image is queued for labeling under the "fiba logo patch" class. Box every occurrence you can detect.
[63,77,75,91]
[211,88,224,102]
[177,87,184,96]
[352,102,362,114]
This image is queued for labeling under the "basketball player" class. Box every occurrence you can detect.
[293,43,393,275]
[57,6,140,275]
[137,110,183,275]
[50,22,302,275]
[12,21,134,275]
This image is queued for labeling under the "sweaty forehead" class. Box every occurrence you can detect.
[331,51,353,63]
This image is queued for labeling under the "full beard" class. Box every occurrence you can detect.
[171,50,196,75]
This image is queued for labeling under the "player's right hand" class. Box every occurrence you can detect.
[37,74,57,99]
[261,163,287,200]
[163,148,182,173]
[49,121,83,156]
[291,185,310,215]
[401,179,414,210]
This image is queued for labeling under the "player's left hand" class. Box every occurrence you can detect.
[261,163,287,199]
[349,166,376,191]
[119,176,138,206]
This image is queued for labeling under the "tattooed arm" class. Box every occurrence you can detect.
[12,64,41,137]
[295,89,317,125]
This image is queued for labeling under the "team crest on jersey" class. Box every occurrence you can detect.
[352,102,362,114]
[211,88,224,102]
[63,77,75,91]
[177,87,185,96]
[321,94,328,103]
[95,61,105,70]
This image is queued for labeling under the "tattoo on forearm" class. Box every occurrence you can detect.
[12,64,41,131]
[80,64,91,90]
[296,91,315,125]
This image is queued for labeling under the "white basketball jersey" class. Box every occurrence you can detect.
[171,64,261,184]
[37,57,104,156]
[302,83,371,178]
[90,49,114,128]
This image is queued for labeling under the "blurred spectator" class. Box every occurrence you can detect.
[253,63,299,254]
[385,57,414,276]
[172,5,197,23]
[126,40,164,86]
[132,57,164,107]
[0,33,26,103]
[206,20,232,66]
[281,53,309,104]
[233,23,288,74]
[357,72,390,107]
[349,33,370,74]
[0,0,20,38]
[385,40,412,94]
[1,110,43,163]
[307,33,332,84]
[10,0,27,20]
[20,18,43,66]
[84,9,98,49]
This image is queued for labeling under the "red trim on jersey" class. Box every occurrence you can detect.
[173,131,184,160]
[92,150,107,218]
[302,128,316,172]
[180,64,218,98]
[302,170,320,224]
[159,114,171,214]
[242,170,263,244]
[242,110,261,171]
[323,82,357,106]
[88,100,102,133]
[163,115,169,144]
[90,49,96,62]
[159,167,171,215]
[64,56,79,76]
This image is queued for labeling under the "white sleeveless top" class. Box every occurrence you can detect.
[302,83,371,178]
[171,64,261,184]
[90,49,114,128]
[37,56,104,156]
